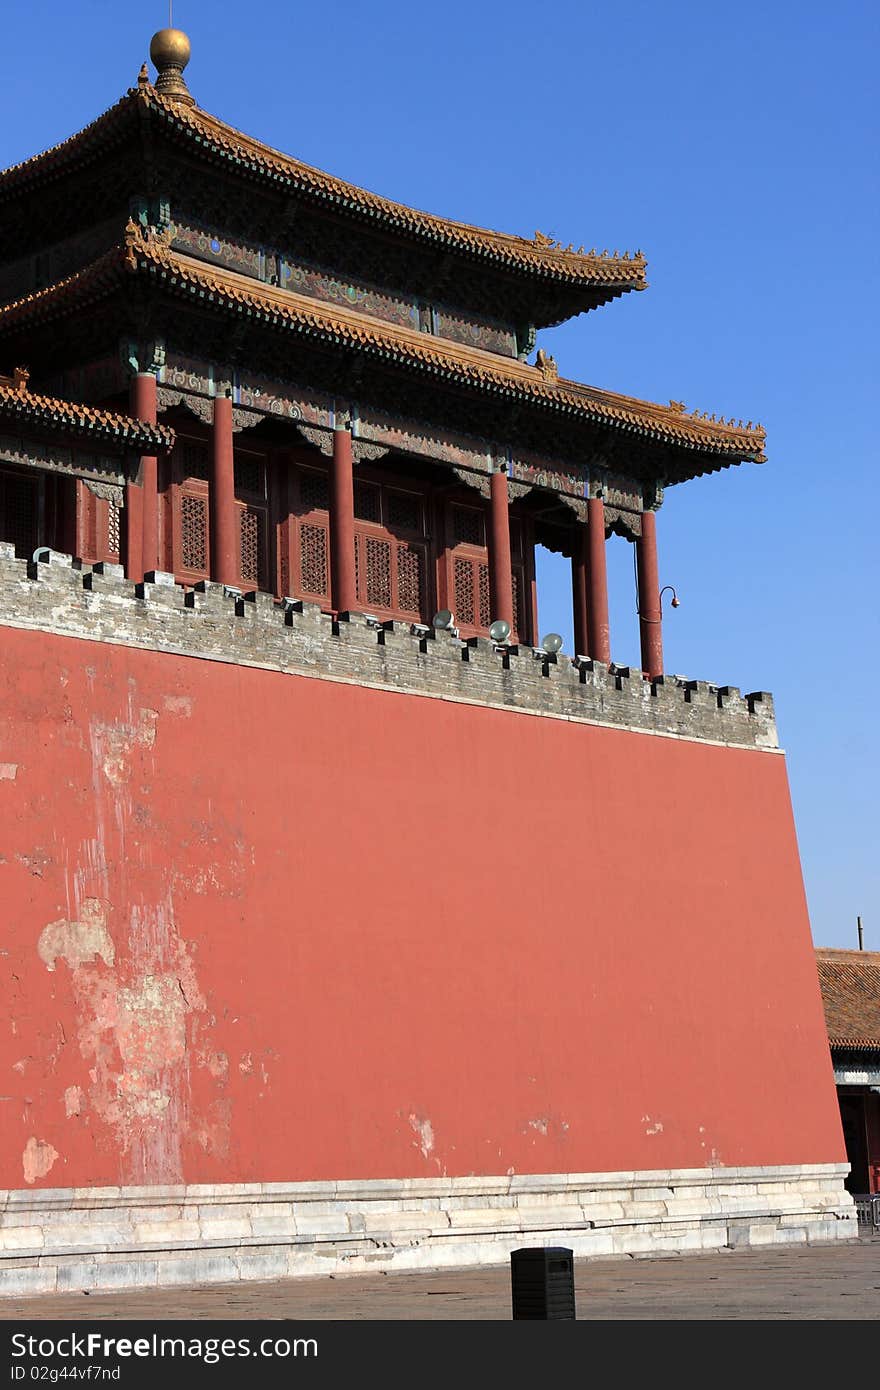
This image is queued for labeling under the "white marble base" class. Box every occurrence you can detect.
[0,1164,856,1296]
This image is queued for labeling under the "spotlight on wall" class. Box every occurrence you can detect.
[362,612,382,629]
[433,609,455,631]
[542,632,564,655]
[489,618,511,645]
[32,547,52,563]
[410,622,431,637]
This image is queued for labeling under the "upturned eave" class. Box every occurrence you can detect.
[0,228,765,471]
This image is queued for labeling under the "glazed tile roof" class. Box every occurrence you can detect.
[0,85,647,298]
[815,949,880,1051]
[0,226,765,467]
[0,374,175,450]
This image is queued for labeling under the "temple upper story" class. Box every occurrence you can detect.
[0,27,767,685]
[0,30,647,362]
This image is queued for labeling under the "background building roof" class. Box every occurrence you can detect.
[815,949,880,1051]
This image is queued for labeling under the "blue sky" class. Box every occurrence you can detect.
[2,1,876,948]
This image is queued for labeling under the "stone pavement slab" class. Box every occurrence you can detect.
[1,1237,878,1320]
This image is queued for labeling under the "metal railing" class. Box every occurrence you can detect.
[853,1194,880,1231]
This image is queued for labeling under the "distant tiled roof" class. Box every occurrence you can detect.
[0,375,174,450]
[0,227,766,469]
[815,949,880,1050]
[0,86,647,300]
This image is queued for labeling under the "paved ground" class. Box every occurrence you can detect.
[1,1236,878,1320]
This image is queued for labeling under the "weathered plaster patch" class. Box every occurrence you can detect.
[69,899,211,1185]
[38,899,115,972]
[642,1115,664,1136]
[0,763,18,780]
[190,1099,232,1159]
[22,1136,59,1184]
[92,709,158,786]
[409,1114,435,1159]
[16,849,53,878]
[522,1114,569,1140]
[202,1051,229,1082]
[64,1085,85,1117]
[162,695,192,716]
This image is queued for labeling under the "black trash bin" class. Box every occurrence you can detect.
[510,1246,576,1320]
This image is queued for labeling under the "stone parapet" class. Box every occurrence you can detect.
[0,1165,855,1295]
[0,546,778,750]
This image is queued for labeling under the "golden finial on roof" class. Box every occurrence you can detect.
[149,27,195,106]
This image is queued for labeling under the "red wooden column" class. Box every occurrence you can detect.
[211,392,239,586]
[128,372,157,581]
[330,426,357,613]
[637,509,663,679]
[488,467,515,630]
[123,482,144,583]
[587,496,610,663]
[571,522,590,656]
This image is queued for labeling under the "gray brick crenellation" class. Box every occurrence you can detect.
[0,545,778,750]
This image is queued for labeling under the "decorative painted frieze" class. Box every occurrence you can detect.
[168,212,519,359]
[170,219,263,280]
[510,445,586,497]
[280,256,420,332]
[434,304,517,358]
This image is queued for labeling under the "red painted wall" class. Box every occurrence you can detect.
[0,627,844,1188]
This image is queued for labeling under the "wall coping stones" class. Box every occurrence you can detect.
[0,546,779,750]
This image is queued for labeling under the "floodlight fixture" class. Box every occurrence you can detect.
[542,632,564,655]
[433,609,455,631]
[489,618,511,644]
[32,547,52,563]
[660,586,680,610]
[362,612,383,629]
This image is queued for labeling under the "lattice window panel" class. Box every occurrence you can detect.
[387,491,421,533]
[354,481,381,523]
[478,563,491,629]
[179,440,209,481]
[364,537,392,609]
[300,522,328,596]
[1,473,37,558]
[452,505,484,548]
[454,557,475,625]
[300,469,329,512]
[180,493,208,572]
[239,507,263,585]
[396,545,423,616]
[108,502,120,558]
[234,455,265,498]
[512,571,522,638]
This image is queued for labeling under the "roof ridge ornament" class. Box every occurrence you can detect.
[149,27,195,107]
[532,231,643,266]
